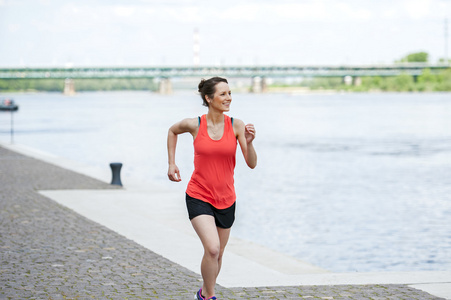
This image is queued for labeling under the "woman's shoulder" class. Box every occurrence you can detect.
[178,117,200,131]
[231,117,245,132]
[230,116,244,125]
[181,116,199,123]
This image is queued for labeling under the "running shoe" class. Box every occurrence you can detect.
[194,288,217,300]
[195,289,205,300]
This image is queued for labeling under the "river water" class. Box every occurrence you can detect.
[1,91,450,272]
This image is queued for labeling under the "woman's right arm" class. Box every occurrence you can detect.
[167,118,198,182]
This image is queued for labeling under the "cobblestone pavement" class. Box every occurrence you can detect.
[0,146,445,299]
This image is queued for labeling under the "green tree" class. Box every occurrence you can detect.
[436,69,451,91]
[438,58,451,64]
[396,73,415,91]
[396,51,429,63]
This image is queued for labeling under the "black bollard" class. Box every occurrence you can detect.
[110,163,123,186]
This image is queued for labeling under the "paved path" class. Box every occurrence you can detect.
[0,145,447,299]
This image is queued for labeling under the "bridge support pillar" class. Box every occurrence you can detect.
[343,75,353,86]
[353,76,362,86]
[158,78,172,94]
[343,76,362,86]
[63,78,75,96]
[251,76,267,93]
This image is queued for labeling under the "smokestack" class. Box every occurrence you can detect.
[193,28,200,66]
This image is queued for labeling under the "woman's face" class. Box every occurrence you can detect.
[207,82,232,112]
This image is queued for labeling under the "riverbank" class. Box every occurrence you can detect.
[2,87,451,95]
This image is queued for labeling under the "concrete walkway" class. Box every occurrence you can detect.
[1,142,450,299]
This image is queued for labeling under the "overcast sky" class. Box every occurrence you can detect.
[0,0,450,67]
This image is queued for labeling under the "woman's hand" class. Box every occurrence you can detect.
[234,119,257,169]
[168,164,181,182]
[167,117,198,182]
[245,124,256,144]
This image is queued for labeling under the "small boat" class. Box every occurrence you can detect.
[0,98,19,111]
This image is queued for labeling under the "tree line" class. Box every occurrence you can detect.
[292,68,451,92]
[272,52,451,92]
[0,78,158,92]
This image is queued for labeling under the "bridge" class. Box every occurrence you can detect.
[0,64,449,94]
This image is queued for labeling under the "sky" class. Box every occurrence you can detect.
[0,0,450,67]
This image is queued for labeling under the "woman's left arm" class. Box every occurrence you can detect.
[235,119,257,169]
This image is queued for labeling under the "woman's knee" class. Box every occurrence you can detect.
[204,244,220,258]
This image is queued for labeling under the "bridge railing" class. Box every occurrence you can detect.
[0,64,449,79]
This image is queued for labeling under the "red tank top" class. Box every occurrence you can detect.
[186,114,237,209]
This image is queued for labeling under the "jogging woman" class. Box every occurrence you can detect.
[167,77,257,300]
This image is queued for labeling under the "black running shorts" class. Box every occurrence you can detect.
[185,193,236,229]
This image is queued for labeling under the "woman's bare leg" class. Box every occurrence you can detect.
[216,226,231,277]
[191,215,221,299]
